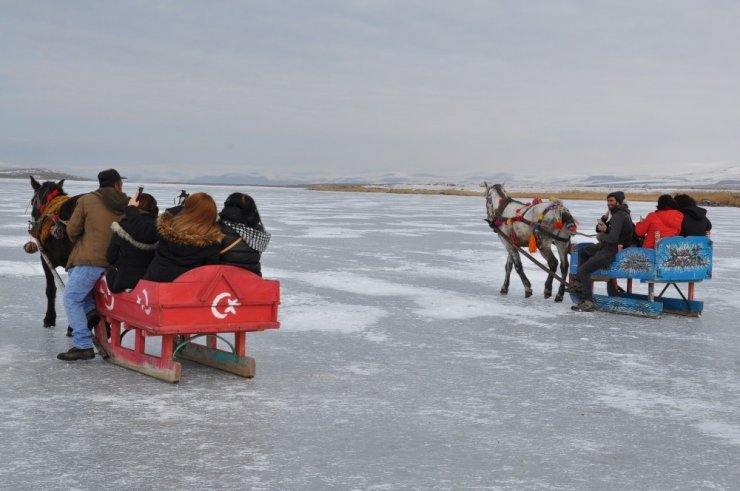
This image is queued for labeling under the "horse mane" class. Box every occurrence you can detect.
[57,196,80,221]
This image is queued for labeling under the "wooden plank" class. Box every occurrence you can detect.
[176,342,256,378]
[106,350,182,384]
[618,292,703,317]
[569,292,662,318]
[655,236,712,281]
[95,330,182,383]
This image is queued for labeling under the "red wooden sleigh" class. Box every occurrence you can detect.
[93,265,280,383]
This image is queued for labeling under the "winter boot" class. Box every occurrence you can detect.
[57,347,95,361]
[571,299,595,312]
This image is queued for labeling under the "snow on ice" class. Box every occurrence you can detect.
[1,178,739,489]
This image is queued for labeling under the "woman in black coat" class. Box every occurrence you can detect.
[218,192,271,276]
[674,194,712,237]
[144,192,224,283]
[106,193,159,293]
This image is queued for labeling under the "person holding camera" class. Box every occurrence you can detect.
[143,192,223,282]
[105,192,159,292]
[57,169,129,361]
[571,191,634,312]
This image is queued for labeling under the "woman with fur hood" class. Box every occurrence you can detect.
[105,193,159,292]
[218,192,271,276]
[144,192,224,282]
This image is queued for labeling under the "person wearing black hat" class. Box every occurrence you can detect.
[57,168,129,361]
[571,190,634,312]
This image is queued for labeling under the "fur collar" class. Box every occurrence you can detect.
[110,222,158,251]
[156,211,223,247]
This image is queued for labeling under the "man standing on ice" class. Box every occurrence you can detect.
[57,169,129,361]
[571,191,634,312]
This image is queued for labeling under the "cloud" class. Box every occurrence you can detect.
[1,1,739,179]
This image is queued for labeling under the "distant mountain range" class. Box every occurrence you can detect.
[0,167,88,181]
[2,165,739,191]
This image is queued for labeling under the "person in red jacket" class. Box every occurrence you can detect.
[634,194,683,249]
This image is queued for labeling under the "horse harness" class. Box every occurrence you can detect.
[488,192,571,244]
[29,189,71,242]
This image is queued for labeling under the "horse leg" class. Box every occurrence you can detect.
[500,254,513,295]
[539,245,558,300]
[511,250,533,298]
[554,243,570,302]
[41,258,56,328]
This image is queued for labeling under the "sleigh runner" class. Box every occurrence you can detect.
[93,265,280,383]
[569,236,712,318]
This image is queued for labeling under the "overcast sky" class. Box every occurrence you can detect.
[2,1,739,181]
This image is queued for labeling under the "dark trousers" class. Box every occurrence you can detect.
[576,243,616,301]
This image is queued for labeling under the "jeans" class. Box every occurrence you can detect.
[63,265,105,349]
[576,244,616,301]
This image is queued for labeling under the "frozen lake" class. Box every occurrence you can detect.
[1,177,739,490]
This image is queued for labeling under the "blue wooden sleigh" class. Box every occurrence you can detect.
[569,236,713,318]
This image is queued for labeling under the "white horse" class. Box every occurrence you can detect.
[484,182,578,302]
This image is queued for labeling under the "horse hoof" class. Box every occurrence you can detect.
[554,295,564,303]
[500,289,508,295]
[525,290,533,298]
[544,291,552,299]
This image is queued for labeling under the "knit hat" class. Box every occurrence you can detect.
[606,191,625,204]
[98,168,124,188]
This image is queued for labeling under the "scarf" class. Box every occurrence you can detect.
[223,220,271,253]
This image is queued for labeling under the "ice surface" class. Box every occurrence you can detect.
[1,178,739,489]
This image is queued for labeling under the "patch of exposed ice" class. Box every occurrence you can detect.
[272,269,558,324]
[300,227,366,238]
[0,260,46,276]
[598,385,740,447]
[0,235,30,247]
[280,292,388,333]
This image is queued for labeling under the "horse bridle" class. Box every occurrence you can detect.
[487,184,571,242]
[29,184,63,235]
[487,184,524,220]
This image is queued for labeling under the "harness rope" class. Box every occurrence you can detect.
[28,188,70,290]
[27,237,66,290]
[484,185,577,290]
[484,218,573,289]
[487,192,576,245]
[31,194,71,242]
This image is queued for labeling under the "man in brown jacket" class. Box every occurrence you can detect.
[57,169,129,361]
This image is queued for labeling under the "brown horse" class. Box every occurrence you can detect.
[29,176,80,331]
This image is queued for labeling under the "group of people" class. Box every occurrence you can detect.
[56,170,713,356]
[57,168,271,361]
[571,190,712,312]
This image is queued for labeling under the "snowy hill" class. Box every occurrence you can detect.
[2,163,739,191]
[0,167,88,181]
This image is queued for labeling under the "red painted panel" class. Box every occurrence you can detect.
[95,265,280,335]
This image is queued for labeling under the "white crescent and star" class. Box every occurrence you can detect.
[211,292,240,319]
